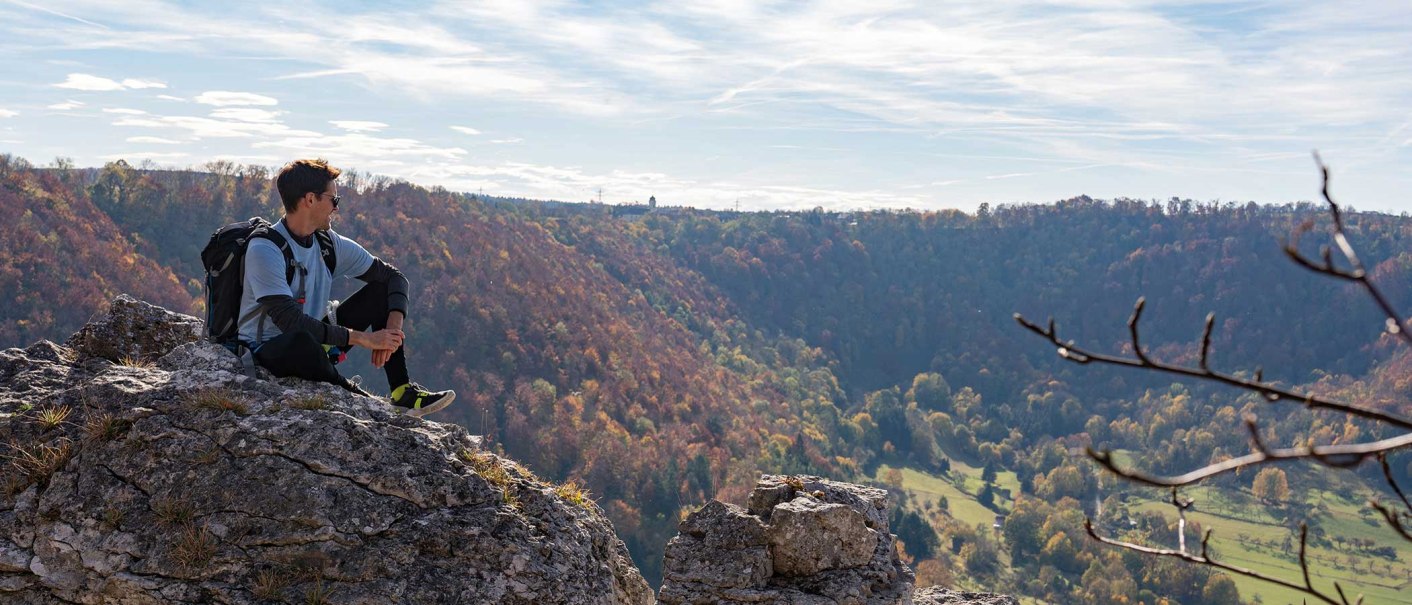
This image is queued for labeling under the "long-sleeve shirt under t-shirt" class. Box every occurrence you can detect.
[236,221,375,347]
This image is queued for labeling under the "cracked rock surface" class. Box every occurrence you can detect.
[660,475,1015,605]
[913,587,1019,605]
[0,298,652,605]
[660,475,908,605]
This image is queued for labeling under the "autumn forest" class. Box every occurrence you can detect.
[5,155,1412,603]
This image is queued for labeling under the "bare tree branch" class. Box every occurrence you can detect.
[1370,502,1412,543]
[1171,487,1193,553]
[1378,454,1412,515]
[1087,431,1412,488]
[1085,519,1347,605]
[1017,156,1410,605]
[1013,311,1412,430]
[1283,152,1412,349]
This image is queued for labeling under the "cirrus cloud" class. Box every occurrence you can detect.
[330,120,388,132]
[121,78,166,89]
[125,136,182,144]
[54,73,166,91]
[194,91,279,106]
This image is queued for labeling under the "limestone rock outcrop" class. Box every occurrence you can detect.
[1,296,1020,605]
[913,587,1020,605]
[64,295,203,364]
[0,298,653,604]
[660,475,1016,605]
[660,475,909,605]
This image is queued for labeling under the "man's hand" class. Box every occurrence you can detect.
[350,328,403,351]
[371,347,393,369]
[373,311,406,368]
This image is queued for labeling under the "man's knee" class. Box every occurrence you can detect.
[255,331,338,381]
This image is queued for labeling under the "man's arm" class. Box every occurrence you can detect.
[257,294,402,350]
[356,258,409,322]
[256,294,352,346]
[355,258,408,367]
[246,239,353,346]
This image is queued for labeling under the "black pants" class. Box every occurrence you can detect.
[254,281,409,392]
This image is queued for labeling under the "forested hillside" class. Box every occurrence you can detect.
[4,154,1410,601]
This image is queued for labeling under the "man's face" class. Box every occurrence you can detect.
[309,182,339,230]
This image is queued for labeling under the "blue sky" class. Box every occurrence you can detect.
[1,0,1410,212]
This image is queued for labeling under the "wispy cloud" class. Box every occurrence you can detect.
[98,151,187,161]
[4,1,1411,211]
[125,135,181,144]
[47,100,84,110]
[102,107,146,115]
[253,133,467,167]
[7,0,109,29]
[0,109,17,118]
[54,73,125,91]
[194,91,278,107]
[53,73,165,91]
[429,160,929,210]
[330,120,387,133]
[209,107,281,123]
[121,78,164,89]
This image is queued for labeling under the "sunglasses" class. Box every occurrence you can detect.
[316,192,341,208]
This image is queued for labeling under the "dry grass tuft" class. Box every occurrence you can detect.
[172,523,217,568]
[4,439,74,494]
[193,446,222,465]
[34,404,73,430]
[503,489,521,509]
[288,394,329,411]
[555,480,592,508]
[187,388,249,414]
[459,450,511,487]
[118,354,155,369]
[1,473,24,497]
[304,579,336,605]
[252,568,293,600]
[83,412,131,443]
[103,505,125,529]
[152,497,196,528]
[459,449,522,508]
[286,550,333,582]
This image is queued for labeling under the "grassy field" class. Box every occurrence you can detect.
[873,463,1012,529]
[1125,478,1412,605]
[874,463,1412,605]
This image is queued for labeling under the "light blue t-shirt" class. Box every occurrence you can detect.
[236,221,375,345]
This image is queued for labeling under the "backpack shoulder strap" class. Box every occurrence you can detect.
[314,230,337,275]
[249,227,297,283]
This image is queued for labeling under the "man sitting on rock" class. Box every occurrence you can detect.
[237,158,455,417]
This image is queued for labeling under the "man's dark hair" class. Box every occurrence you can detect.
[276,159,341,212]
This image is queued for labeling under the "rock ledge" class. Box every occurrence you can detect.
[0,297,652,604]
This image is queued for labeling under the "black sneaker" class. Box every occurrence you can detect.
[390,383,456,418]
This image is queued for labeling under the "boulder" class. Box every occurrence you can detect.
[914,586,1020,605]
[661,501,771,591]
[768,495,877,576]
[660,475,910,605]
[1,297,653,605]
[65,295,202,363]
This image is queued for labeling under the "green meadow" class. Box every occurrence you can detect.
[875,463,1412,604]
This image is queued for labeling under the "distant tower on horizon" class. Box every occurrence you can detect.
[648,195,657,208]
